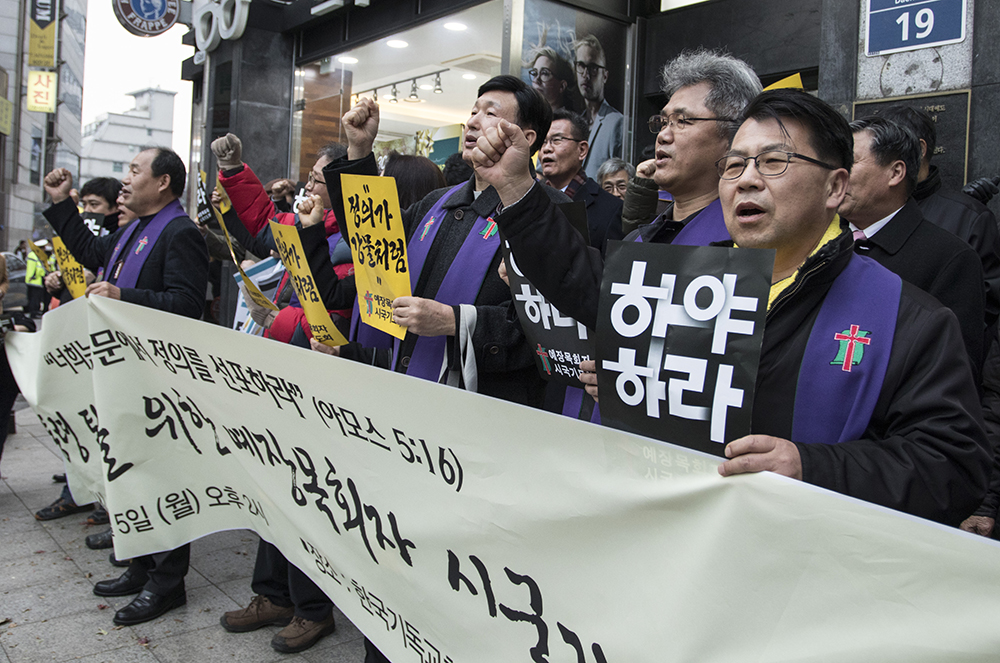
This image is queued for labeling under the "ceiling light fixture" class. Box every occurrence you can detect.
[337,56,358,64]
[388,84,399,103]
[406,79,421,102]
[434,72,443,94]
[387,40,408,48]
[462,73,476,80]
[444,22,467,31]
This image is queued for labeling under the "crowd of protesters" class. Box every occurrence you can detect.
[4,44,1000,661]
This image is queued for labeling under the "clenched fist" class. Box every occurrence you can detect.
[211,133,243,171]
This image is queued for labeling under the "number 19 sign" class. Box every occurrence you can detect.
[866,0,966,57]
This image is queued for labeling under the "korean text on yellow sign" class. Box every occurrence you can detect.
[27,71,57,113]
[269,221,348,347]
[340,174,411,340]
[205,176,279,313]
[51,237,86,299]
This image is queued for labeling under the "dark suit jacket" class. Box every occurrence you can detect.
[572,175,624,252]
[43,198,209,319]
[853,197,986,379]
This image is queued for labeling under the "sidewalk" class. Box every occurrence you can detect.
[0,405,366,663]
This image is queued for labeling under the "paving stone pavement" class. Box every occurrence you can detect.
[0,405,367,663]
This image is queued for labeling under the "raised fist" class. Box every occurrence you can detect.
[210,133,243,171]
[343,98,380,159]
[298,194,325,228]
[43,168,74,204]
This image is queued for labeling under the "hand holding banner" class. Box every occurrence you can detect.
[269,220,349,347]
[341,174,411,340]
[51,237,86,299]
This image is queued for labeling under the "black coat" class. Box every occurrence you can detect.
[852,197,986,380]
[43,198,208,320]
[493,183,989,524]
[568,175,624,251]
[314,153,572,408]
[914,165,1000,336]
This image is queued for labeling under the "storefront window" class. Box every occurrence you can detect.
[291,0,503,181]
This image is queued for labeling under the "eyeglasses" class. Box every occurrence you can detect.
[307,172,326,186]
[542,135,582,148]
[528,68,553,82]
[716,151,837,180]
[574,61,606,77]
[602,181,629,194]
[647,113,734,134]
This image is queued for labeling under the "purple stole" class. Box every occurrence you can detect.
[352,182,500,382]
[564,198,733,423]
[635,198,729,246]
[792,254,900,445]
[102,199,187,288]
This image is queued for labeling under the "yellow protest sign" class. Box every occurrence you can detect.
[51,237,86,299]
[214,180,233,214]
[340,174,411,340]
[28,240,51,273]
[269,221,349,347]
[206,183,279,313]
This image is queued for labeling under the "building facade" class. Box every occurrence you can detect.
[0,0,87,251]
[80,87,176,183]
[180,0,999,221]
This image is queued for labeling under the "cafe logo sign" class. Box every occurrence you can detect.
[113,0,180,37]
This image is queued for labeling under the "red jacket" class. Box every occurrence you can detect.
[219,164,353,343]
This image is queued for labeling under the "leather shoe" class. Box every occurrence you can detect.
[34,496,93,521]
[113,587,186,626]
[271,614,337,653]
[93,567,148,597]
[109,552,130,568]
[86,507,110,525]
[85,528,113,550]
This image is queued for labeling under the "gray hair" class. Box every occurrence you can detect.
[317,142,347,162]
[596,157,635,182]
[660,49,762,138]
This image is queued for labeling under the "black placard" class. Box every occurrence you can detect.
[596,242,773,456]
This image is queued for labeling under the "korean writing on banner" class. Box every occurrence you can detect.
[26,70,57,114]
[208,180,281,313]
[10,296,1000,662]
[80,212,110,237]
[341,174,411,340]
[51,237,86,299]
[269,221,349,347]
[503,241,594,386]
[29,0,58,68]
[596,242,772,455]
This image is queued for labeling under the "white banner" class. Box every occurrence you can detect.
[7,297,1000,662]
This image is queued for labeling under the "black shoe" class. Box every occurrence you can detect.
[109,552,130,568]
[113,587,186,626]
[87,507,110,526]
[93,567,148,597]
[52,473,66,483]
[34,496,93,521]
[86,528,114,550]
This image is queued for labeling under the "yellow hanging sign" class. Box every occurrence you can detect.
[26,70,57,113]
[51,237,86,299]
[340,174,411,340]
[204,176,279,313]
[269,221,349,347]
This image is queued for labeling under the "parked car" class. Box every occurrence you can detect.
[2,252,28,310]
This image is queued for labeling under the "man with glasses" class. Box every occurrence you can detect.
[539,109,623,250]
[596,157,635,201]
[573,35,624,179]
[475,83,989,523]
[210,136,349,654]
